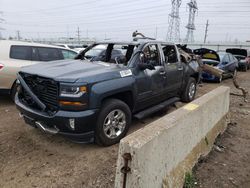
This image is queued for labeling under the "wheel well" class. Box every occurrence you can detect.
[102,91,134,111]
[10,80,17,94]
[190,72,200,83]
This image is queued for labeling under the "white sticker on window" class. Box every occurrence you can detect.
[120,69,132,77]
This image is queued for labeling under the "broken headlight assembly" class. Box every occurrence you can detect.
[60,85,87,98]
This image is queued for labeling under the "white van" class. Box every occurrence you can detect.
[0,40,78,99]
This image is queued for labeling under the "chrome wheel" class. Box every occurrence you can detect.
[103,109,126,139]
[188,82,196,100]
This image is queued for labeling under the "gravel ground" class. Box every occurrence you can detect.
[0,72,249,188]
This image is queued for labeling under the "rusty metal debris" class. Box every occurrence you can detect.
[230,71,249,102]
[121,153,132,188]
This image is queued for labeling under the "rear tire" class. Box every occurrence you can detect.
[181,77,197,102]
[95,99,131,146]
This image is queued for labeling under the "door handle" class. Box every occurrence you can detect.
[178,66,183,71]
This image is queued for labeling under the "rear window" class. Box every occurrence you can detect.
[10,45,32,60]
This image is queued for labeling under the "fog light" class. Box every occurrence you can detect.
[69,118,75,130]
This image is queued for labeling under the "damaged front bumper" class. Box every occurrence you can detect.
[15,94,98,143]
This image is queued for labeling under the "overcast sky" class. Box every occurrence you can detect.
[1,0,250,42]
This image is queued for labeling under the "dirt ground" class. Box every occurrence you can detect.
[194,72,250,188]
[0,72,249,188]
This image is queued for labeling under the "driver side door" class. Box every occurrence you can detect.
[135,44,167,110]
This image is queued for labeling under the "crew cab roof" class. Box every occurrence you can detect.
[93,40,175,45]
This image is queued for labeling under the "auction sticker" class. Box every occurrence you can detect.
[120,69,132,77]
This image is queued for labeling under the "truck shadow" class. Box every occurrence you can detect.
[0,95,13,106]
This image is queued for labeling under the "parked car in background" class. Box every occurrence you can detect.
[0,40,78,99]
[226,48,250,71]
[194,48,238,83]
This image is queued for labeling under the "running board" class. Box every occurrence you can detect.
[134,97,180,120]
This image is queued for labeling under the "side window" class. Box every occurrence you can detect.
[161,44,178,63]
[223,54,230,63]
[61,50,77,59]
[143,44,160,66]
[36,47,63,61]
[10,46,32,60]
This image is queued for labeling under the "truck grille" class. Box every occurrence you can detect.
[20,73,59,111]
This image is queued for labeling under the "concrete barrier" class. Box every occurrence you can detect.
[115,86,230,188]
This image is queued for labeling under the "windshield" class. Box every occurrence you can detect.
[80,43,137,66]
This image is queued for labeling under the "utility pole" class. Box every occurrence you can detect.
[76,26,80,44]
[0,11,5,39]
[204,20,209,43]
[167,0,182,42]
[16,30,21,40]
[185,0,198,43]
[155,26,158,39]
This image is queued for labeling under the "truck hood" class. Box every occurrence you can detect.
[20,60,128,83]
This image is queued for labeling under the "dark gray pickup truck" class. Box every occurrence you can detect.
[15,40,200,146]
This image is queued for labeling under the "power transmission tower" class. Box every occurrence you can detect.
[185,0,198,43]
[204,20,209,43]
[167,0,182,42]
[76,26,81,44]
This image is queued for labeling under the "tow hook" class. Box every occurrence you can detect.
[121,153,132,188]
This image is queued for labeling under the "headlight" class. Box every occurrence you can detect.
[60,85,87,98]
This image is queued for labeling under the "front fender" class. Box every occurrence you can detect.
[89,77,135,109]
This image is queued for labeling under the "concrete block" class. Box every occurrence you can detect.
[115,86,230,188]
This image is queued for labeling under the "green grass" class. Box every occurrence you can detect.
[183,172,197,188]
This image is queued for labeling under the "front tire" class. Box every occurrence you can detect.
[181,77,197,102]
[95,99,131,146]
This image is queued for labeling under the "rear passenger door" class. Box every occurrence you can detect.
[161,44,183,96]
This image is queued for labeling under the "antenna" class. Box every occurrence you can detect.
[167,0,182,42]
[185,0,198,43]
